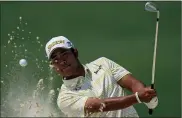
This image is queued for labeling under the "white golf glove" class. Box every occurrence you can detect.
[144,96,158,109]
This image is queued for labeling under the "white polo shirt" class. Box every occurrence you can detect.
[57,57,139,117]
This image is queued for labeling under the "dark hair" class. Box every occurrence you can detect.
[50,48,76,60]
[70,48,76,56]
[70,48,75,53]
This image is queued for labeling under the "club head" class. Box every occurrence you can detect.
[145,2,158,12]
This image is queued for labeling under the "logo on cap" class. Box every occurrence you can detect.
[47,40,65,52]
[67,42,72,47]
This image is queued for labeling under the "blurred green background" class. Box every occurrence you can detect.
[0,1,181,117]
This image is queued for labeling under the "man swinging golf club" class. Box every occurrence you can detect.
[45,36,158,117]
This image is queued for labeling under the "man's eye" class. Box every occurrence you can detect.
[62,51,69,56]
[51,55,57,59]
[62,53,67,57]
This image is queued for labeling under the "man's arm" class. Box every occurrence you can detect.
[85,87,156,113]
[117,74,146,93]
[85,94,137,113]
[101,57,145,93]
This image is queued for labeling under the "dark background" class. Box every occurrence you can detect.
[0,1,181,117]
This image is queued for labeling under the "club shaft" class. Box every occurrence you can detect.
[151,11,160,85]
[149,11,160,115]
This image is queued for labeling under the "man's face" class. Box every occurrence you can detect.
[50,48,79,77]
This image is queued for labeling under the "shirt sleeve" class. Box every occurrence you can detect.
[57,89,88,117]
[102,57,131,81]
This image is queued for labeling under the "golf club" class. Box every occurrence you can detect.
[145,1,160,115]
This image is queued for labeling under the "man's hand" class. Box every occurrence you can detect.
[138,87,157,103]
[144,96,158,109]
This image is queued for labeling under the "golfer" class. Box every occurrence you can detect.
[45,36,158,117]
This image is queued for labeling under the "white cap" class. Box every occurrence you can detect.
[45,36,74,59]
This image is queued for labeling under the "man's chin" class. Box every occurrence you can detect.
[62,70,74,77]
[62,71,78,79]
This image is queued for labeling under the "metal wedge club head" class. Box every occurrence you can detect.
[145,2,158,12]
